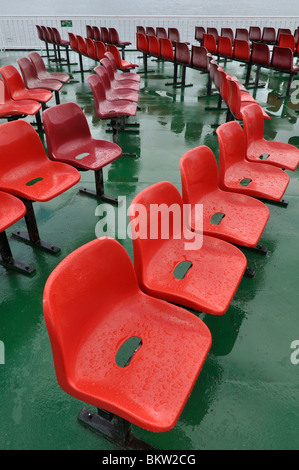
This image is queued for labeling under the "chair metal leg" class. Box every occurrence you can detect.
[79,169,119,204]
[12,199,61,254]
[0,231,35,275]
[78,407,156,450]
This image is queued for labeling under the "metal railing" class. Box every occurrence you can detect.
[0,15,298,50]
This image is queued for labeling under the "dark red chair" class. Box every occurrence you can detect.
[180,145,270,253]
[242,103,299,171]
[277,28,292,43]
[262,27,276,45]
[136,26,146,35]
[43,236,212,449]
[93,26,102,42]
[207,27,218,43]
[40,26,56,61]
[227,77,270,121]
[95,41,108,61]
[130,181,247,316]
[107,44,138,70]
[221,28,234,43]
[86,25,94,39]
[160,38,175,61]
[100,27,110,43]
[94,65,139,102]
[68,33,90,74]
[0,120,81,254]
[147,35,161,59]
[248,42,271,88]
[216,121,290,206]
[270,45,299,97]
[28,52,70,83]
[171,42,192,88]
[108,28,131,59]
[17,56,62,105]
[85,38,98,61]
[195,26,205,45]
[191,46,212,97]
[86,74,137,146]
[104,51,141,83]
[156,27,167,39]
[249,26,262,42]
[0,65,53,110]
[100,57,140,91]
[0,192,35,275]
[218,36,233,60]
[145,26,156,37]
[43,102,123,203]
[277,33,296,53]
[52,27,72,66]
[235,28,249,42]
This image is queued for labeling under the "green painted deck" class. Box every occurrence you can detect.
[0,49,299,450]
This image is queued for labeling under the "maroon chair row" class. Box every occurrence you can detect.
[136,26,189,46]
[195,25,297,46]
[86,25,131,59]
[68,34,109,73]
[36,25,71,65]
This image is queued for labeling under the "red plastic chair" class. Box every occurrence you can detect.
[43,236,212,449]
[218,36,233,59]
[235,28,249,42]
[104,51,141,82]
[195,26,205,44]
[207,27,218,42]
[86,25,94,39]
[93,26,102,42]
[202,33,217,54]
[249,26,261,42]
[233,39,251,62]
[107,44,139,70]
[87,74,137,145]
[270,46,299,97]
[0,77,43,132]
[242,103,299,171]
[145,27,156,37]
[249,42,271,88]
[216,121,290,205]
[262,27,276,45]
[278,33,296,53]
[180,145,270,251]
[43,102,122,203]
[0,120,80,253]
[52,28,71,65]
[95,41,107,61]
[156,27,167,39]
[221,28,234,43]
[108,28,131,59]
[0,65,52,106]
[276,28,292,43]
[85,38,98,61]
[100,27,110,43]
[17,57,62,105]
[94,66,139,102]
[130,181,247,316]
[147,35,161,58]
[227,77,270,120]
[160,38,174,61]
[100,57,140,91]
[167,42,192,89]
[28,52,70,83]
[0,192,35,275]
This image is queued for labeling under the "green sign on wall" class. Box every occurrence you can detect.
[61,20,73,27]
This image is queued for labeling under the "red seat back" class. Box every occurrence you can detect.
[218,36,233,58]
[235,28,249,42]
[109,28,120,44]
[168,27,180,44]
[86,38,97,60]
[180,146,219,207]
[146,27,156,36]
[0,65,27,96]
[207,27,218,42]
[156,27,167,39]
[250,42,270,66]
[195,26,205,42]
[221,28,234,43]
[147,35,161,57]
[136,33,148,53]
[77,35,87,55]
[160,38,174,61]
[28,52,47,75]
[107,44,123,67]
[233,39,250,61]
[262,27,276,44]
[175,42,190,65]
[94,65,112,90]
[68,32,79,51]
[271,45,293,70]
[278,33,296,53]
[86,25,94,39]
[191,45,208,70]
[43,102,92,161]
[95,41,107,60]
[17,56,39,86]
[202,33,217,54]
[216,121,247,181]
[86,74,107,107]
[241,103,265,148]
[93,26,102,42]
[249,26,261,42]
[100,27,109,43]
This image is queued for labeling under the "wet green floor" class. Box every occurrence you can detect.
[0,47,299,450]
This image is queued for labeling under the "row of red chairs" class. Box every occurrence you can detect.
[67,33,138,75]
[136,32,210,90]
[136,26,189,45]
[86,25,131,58]
[203,34,299,97]
[0,52,69,135]
[36,25,71,65]
[195,25,299,46]
[40,96,299,447]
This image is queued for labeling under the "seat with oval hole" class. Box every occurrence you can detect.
[242,104,299,171]
[216,121,290,206]
[130,181,247,316]
[0,120,80,254]
[43,236,212,449]
[180,145,270,252]
[43,102,122,203]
